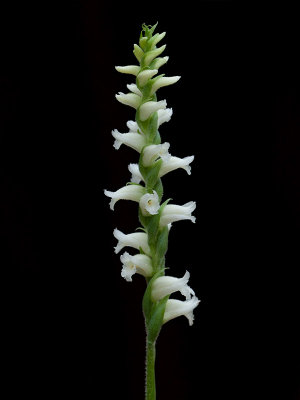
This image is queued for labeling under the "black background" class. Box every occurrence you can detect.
[1,1,299,399]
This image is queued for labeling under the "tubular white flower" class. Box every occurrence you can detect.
[163,296,200,326]
[104,185,145,210]
[159,202,196,226]
[128,163,143,183]
[150,76,181,95]
[127,83,142,96]
[111,129,146,152]
[151,271,195,301]
[115,92,141,109]
[157,108,173,127]
[139,191,160,216]
[159,155,194,177]
[139,100,167,121]
[137,69,158,87]
[120,252,153,282]
[142,143,170,167]
[113,228,150,255]
[115,65,140,75]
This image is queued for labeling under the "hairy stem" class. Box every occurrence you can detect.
[145,339,156,400]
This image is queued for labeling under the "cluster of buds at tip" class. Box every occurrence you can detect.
[105,23,199,333]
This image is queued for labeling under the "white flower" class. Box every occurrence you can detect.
[137,69,158,87]
[163,296,200,326]
[111,129,146,152]
[159,155,194,177]
[128,155,193,183]
[142,143,170,167]
[113,228,150,255]
[104,185,145,210]
[115,92,141,109]
[159,202,196,226]
[139,191,160,216]
[157,108,173,127]
[115,65,140,75]
[150,76,181,95]
[120,252,153,282]
[139,100,167,121]
[151,271,195,301]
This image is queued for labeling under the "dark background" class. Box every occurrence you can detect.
[1,1,299,399]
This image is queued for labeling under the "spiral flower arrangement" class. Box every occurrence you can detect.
[104,23,200,399]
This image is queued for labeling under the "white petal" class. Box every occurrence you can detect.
[163,297,200,326]
[128,163,144,184]
[113,228,150,255]
[150,76,181,95]
[158,155,194,177]
[111,129,146,152]
[159,202,196,226]
[115,92,141,109]
[157,108,173,127]
[139,191,160,216]
[142,143,171,167]
[104,185,145,210]
[115,65,140,75]
[139,100,167,121]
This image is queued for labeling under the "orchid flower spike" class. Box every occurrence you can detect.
[106,23,200,398]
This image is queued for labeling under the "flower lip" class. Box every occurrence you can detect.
[139,191,160,216]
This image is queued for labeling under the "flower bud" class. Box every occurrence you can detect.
[139,100,167,121]
[115,92,141,109]
[115,65,140,75]
[137,69,158,87]
[150,76,181,95]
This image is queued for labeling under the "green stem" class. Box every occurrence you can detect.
[145,338,156,400]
